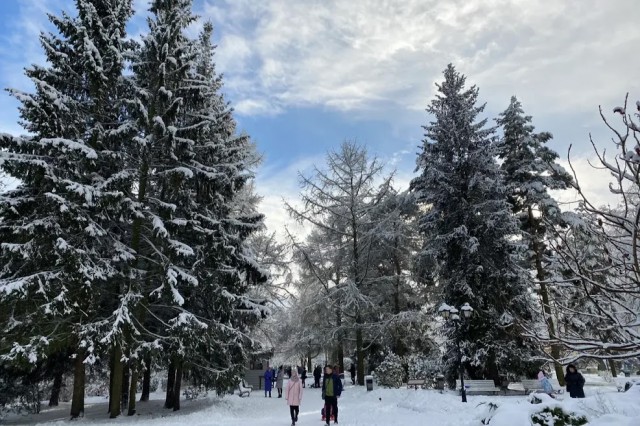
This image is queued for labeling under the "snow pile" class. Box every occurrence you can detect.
[485,389,639,426]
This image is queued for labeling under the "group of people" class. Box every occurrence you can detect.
[263,365,285,398]
[263,364,345,426]
[264,362,586,425]
[537,364,586,399]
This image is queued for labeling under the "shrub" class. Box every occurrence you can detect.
[373,353,404,388]
[531,407,587,426]
[406,354,441,380]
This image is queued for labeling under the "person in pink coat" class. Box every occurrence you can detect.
[286,369,303,426]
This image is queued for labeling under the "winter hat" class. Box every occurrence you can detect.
[290,369,300,382]
[537,371,545,380]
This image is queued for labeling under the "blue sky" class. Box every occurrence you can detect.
[1,0,639,234]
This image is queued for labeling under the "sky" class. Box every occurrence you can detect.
[1,0,639,236]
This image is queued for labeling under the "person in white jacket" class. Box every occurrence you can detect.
[286,369,303,426]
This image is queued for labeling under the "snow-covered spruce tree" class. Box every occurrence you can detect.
[496,96,573,384]
[127,4,267,413]
[0,0,135,418]
[287,141,394,385]
[410,65,539,384]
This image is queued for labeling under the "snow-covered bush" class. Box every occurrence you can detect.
[373,353,404,388]
[0,380,41,417]
[477,402,499,425]
[531,406,587,426]
[407,354,441,380]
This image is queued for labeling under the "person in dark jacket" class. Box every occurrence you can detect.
[322,365,343,425]
[301,368,307,388]
[564,364,585,398]
[349,363,356,385]
[313,365,322,388]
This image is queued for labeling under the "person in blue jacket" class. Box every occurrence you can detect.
[321,365,343,425]
[264,366,273,397]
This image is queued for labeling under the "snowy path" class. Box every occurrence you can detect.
[4,384,482,425]
[4,381,639,425]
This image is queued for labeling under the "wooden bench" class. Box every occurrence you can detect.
[238,379,252,397]
[407,378,427,389]
[456,380,501,395]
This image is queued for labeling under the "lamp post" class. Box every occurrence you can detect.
[439,302,474,403]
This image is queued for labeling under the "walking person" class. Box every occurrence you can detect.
[349,362,356,385]
[564,364,585,398]
[286,369,303,426]
[322,365,343,425]
[314,365,322,388]
[264,366,273,398]
[537,371,555,398]
[301,367,307,388]
[277,366,284,398]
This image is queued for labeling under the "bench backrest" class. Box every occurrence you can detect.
[456,380,498,389]
[407,379,426,384]
[522,379,543,389]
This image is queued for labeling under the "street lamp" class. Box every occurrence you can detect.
[439,302,474,402]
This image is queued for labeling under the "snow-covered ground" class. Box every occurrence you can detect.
[4,377,639,425]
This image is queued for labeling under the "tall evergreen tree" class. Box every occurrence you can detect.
[496,96,573,384]
[121,1,267,414]
[410,65,538,384]
[0,0,135,418]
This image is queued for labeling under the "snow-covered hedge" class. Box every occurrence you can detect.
[374,353,404,388]
[531,407,587,426]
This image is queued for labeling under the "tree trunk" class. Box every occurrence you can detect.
[608,359,618,377]
[49,368,63,407]
[164,361,176,409]
[356,314,364,386]
[307,353,312,373]
[549,343,565,385]
[140,355,151,402]
[70,350,85,419]
[392,247,407,357]
[530,207,565,386]
[108,349,114,413]
[121,364,130,411]
[335,308,344,373]
[109,344,123,418]
[172,363,183,411]
[128,366,138,415]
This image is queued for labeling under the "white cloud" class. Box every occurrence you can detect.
[201,0,640,124]
[554,154,627,211]
[255,154,325,240]
[234,98,282,116]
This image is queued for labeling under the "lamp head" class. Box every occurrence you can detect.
[461,303,474,319]
[438,303,451,319]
